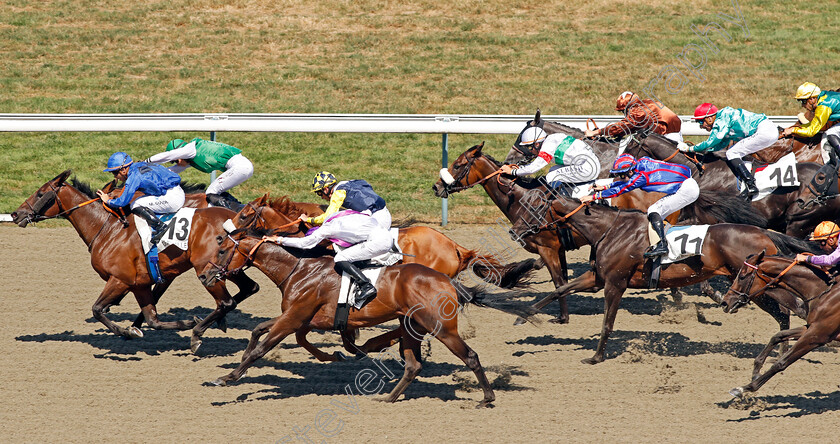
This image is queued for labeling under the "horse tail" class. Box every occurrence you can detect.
[455,245,537,288]
[391,216,417,228]
[681,191,768,227]
[764,230,824,256]
[452,282,538,321]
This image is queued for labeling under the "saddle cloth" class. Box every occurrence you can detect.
[740,152,800,201]
[338,267,385,310]
[332,228,403,267]
[660,224,710,265]
[135,207,196,254]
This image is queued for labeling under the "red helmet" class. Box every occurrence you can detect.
[610,154,637,175]
[693,103,718,121]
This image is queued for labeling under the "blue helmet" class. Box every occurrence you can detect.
[104,152,133,172]
[609,154,636,175]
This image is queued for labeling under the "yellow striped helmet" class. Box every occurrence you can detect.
[311,171,337,193]
[795,82,821,100]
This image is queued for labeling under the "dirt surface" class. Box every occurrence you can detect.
[2,223,839,443]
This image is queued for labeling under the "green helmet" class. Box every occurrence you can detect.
[311,171,337,193]
[166,139,186,151]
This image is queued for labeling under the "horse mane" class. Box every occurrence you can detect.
[244,225,333,258]
[482,153,554,190]
[764,230,824,257]
[181,181,207,193]
[266,196,305,219]
[765,253,833,285]
[70,177,98,199]
[543,121,585,139]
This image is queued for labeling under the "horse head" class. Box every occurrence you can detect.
[11,169,72,227]
[433,141,489,198]
[721,250,767,313]
[200,226,268,287]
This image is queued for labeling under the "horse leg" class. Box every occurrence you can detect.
[583,280,628,365]
[536,246,569,322]
[295,326,342,362]
[242,317,279,362]
[731,324,832,397]
[228,271,260,304]
[91,277,140,338]
[376,318,424,403]
[189,282,236,353]
[135,285,196,331]
[432,319,495,408]
[514,270,598,325]
[131,280,172,328]
[753,295,792,356]
[699,280,722,304]
[212,306,313,386]
[358,327,403,354]
[748,326,805,380]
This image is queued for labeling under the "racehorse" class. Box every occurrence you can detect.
[10,170,260,352]
[751,134,824,164]
[722,251,840,398]
[229,194,537,361]
[198,226,536,407]
[621,133,835,238]
[508,194,818,364]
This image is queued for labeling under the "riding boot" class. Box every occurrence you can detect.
[131,206,168,244]
[206,193,225,208]
[644,212,668,258]
[730,158,758,201]
[827,134,840,168]
[335,261,377,307]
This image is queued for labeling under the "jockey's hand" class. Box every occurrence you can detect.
[263,235,284,244]
[795,253,810,263]
[584,129,599,138]
[96,190,110,204]
[579,195,595,204]
[677,142,691,153]
[499,164,517,175]
[781,126,795,138]
[298,214,308,222]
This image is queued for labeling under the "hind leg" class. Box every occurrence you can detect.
[376,318,423,403]
[433,321,494,407]
[296,326,345,362]
[243,317,280,362]
[189,280,237,353]
[135,285,196,331]
[131,280,172,328]
[515,270,599,325]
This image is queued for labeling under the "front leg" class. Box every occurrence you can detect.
[583,280,628,364]
[514,270,599,325]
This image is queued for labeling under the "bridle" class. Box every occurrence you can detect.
[441,154,507,194]
[22,180,117,224]
[206,231,269,280]
[728,258,802,311]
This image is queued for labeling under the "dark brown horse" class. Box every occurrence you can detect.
[10,170,260,352]
[509,195,819,364]
[722,251,840,398]
[751,134,824,164]
[231,194,536,361]
[198,226,535,407]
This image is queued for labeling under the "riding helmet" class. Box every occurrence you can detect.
[610,153,637,175]
[312,171,337,193]
[104,152,134,172]
[693,103,718,121]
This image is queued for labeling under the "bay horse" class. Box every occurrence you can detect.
[198,226,536,407]
[509,194,818,364]
[229,194,537,362]
[722,251,840,398]
[10,170,260,352]
[622,134,834,238]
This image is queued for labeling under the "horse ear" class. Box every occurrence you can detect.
[258,194,268,205]
[54,169,72,185]
[534,109,541,124]
[477,141,484,151]
[756,249,766,263]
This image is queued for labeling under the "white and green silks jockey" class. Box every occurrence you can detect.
[147,137,254,209]
[500,127,600,187]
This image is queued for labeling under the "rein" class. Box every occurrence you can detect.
[736,259,800,301]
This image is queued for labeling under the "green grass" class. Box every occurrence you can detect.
[2,0,838,222]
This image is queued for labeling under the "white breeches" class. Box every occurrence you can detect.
[206,154,254,194]
[131,186,185,214]
[647,177,699,218]
[819,124,840,163]
[664,132,684,143]
[334,227,393,263]
[368,206,392,230]
[725,120,779,160]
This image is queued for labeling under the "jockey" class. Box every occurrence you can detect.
[500,127,601,188]
[265,210,391,306]
[97,152,185,244]
[147,138,254,210]
[304,171,391,231]
[584,91,683,143]
[679,103,779,201]
[781,82,840,164]
[795,221,840,265]
[580,154,699,258]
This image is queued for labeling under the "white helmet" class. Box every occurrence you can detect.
[520,127,547,146]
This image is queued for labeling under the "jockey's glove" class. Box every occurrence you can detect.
[677,142,691,153]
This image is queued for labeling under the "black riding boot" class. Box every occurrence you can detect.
[335,261,377,307]
[827,134,840,168]
[730,158,758,201]
[206,193,225,208]
[131,206,168,244]
[644,212,668,258]
[207,193,244,211]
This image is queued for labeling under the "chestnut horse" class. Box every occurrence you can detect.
[722,252,840,398]
[509,195,816,364]
[230,194,536,361]
[198,226,535,407]
[10,170,260,352]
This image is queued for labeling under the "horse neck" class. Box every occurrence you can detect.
[59,185,114,247]
[250,240,308,290]
[556,200,625,246]
[474,156,536,223]
[632,139,700,176]
[763,258,829,301]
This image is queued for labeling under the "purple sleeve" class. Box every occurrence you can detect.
[808,243,840,266]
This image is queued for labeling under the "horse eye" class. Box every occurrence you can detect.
[216,235,224,245]
[218,249,226,256]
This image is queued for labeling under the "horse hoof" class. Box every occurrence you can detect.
[190,338,202,354]
[513,317,527,326]
[581,357,601,365]
[729,387,745,398]
[333,351,349,362]
[127,326,144,339]
[476,401,495,409]
[209,378,227,387]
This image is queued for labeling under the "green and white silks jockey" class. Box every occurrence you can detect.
[682,104,778,201]
[147,138,254,208]
[508,127,601,187]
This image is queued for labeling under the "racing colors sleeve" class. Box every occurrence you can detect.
[594,174,646,200]
[793,105,832,138]
[513,151,551,176]
[306,189,347,225]
[107,172,142,208]
[807,241,840,266]
[148,144,198,164]
[279,226,331,250]
[691,120,729,153]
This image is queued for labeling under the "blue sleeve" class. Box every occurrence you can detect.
[598,174,645,199]
[108,173,141,208]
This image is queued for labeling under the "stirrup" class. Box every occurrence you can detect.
[150,224,169,245]
[353,284,377,308]
[644,244,668,258]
